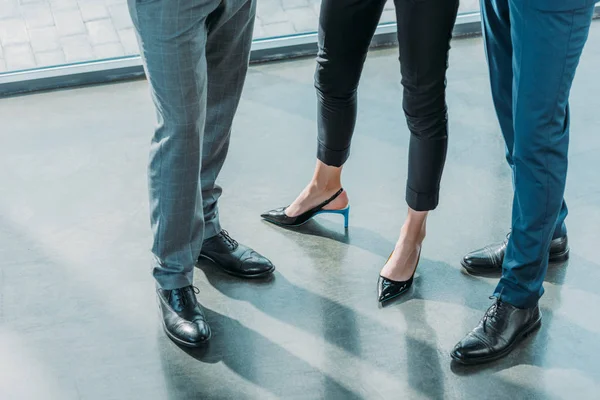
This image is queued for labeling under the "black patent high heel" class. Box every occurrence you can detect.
[261,188,349,228]
[377,249,421,304]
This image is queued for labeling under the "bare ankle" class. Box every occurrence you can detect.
[311,161,343,192]
[400,223,426,244]
[308,180,342,194]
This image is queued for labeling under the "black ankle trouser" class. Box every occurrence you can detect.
[315,0,459,211]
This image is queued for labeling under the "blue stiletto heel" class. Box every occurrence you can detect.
[343,205,350,228]
[315,206,350,228]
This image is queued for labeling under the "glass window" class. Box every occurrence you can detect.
[0,0,481,74]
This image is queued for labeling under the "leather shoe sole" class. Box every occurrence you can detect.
[198,253,275,279]
[451,317,542,365]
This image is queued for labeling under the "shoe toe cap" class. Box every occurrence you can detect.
[377,276,410,303]
[451,346,465,360]
[193,322,212,343]
[462,252,483,266]
[260,211,271,219]
[462,251,498,271]
[377,277,394,301]
[452,334,491,360]
[242,251,275,274]
[195,320,211,342]
[177,319,211,344]
[261,207,285,219]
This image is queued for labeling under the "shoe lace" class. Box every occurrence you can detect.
[220,230,238,250]
[169,286,200,308]
[482,295,504,333]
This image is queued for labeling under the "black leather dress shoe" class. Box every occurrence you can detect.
[157,286,211,347]
[462,234,569,274]
[451,298,541,365]
[199,230,275,278]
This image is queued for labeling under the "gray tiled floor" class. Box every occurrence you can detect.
[1,22,600,399]
[0,0,480,73]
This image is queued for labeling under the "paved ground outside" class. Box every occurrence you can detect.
[0,0,479,73]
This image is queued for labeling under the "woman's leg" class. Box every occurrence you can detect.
[285,0,386,217]
[380,0,458,280]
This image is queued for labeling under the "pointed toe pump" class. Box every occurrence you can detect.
[261,188,349,228]
[377,251,421,304]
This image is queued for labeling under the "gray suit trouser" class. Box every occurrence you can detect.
[128,0,256,290]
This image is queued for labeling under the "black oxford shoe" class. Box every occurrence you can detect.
[451,298,541,365]
[157,286,211,347]
[199,230,275,278]
[461,234,569,274]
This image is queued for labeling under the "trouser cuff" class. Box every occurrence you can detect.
[203,214,222,242]
[153,267,194,291]
[494,279,542,309]
[405,184,439,212]
[317,141,350,167]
